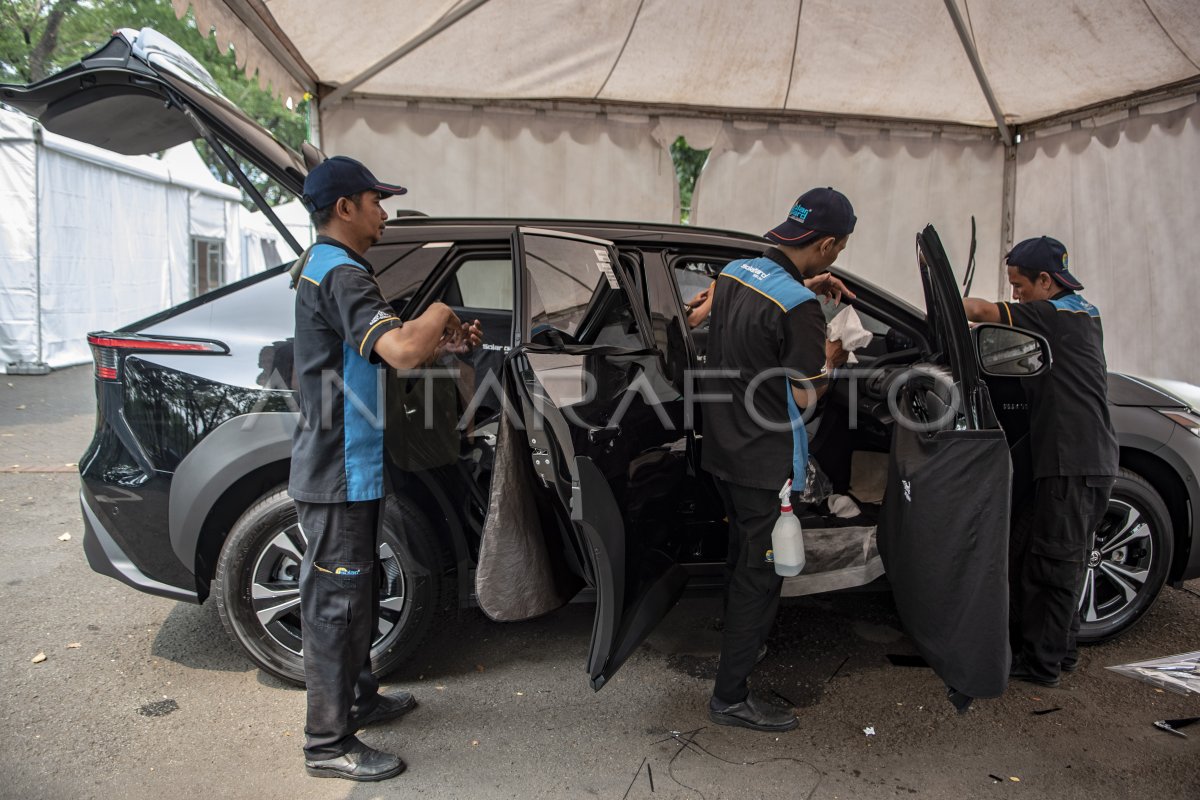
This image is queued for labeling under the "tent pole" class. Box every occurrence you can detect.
[943,0,1012,147]
[34,124,43,368]
[999,142,1017,298]
[320,0,492,109]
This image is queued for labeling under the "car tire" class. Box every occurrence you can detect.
[1075,469,1173,643]
[213,486,453,685]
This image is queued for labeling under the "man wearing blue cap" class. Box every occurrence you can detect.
[963,236,1117,689]
[701,187,856,731]
[290,156,481,780]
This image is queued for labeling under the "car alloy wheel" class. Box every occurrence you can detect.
[214,487,452,684]
[247,521,408,659]
[1076,468,1173,643]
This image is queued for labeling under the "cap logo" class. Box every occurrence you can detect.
[789,203,811,222]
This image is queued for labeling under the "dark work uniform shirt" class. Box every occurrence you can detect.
[700,248,828,492]
[996,291,1118,478]
[289,236,403,503]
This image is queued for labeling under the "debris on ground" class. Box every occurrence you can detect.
[1153,717,1200,738]
[137,699,178,717]
[31,652,46,663]
[66,643,81,649]
[57,532,71,541]
[863,726,876,736]
[1109,650,1200,695]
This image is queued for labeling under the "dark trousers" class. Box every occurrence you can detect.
[713,478,785,704]
[295,499,383,760]
[1010,475,1114,680]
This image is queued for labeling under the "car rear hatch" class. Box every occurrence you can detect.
[0,27,315,254]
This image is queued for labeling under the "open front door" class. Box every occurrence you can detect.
[877,225,1013,706]
[509,227,691,690]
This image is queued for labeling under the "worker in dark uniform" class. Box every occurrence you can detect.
[964,236,1117,688]
[291,156,481,780]
[701,187,856,731]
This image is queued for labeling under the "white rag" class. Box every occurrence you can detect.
[827,306,873,365]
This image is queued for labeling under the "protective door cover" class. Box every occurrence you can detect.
[878,419,1012,700]
[475,412,579,622]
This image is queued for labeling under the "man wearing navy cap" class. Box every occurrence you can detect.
[290,156,481,780]
[701,187,856,731]
[964,236,1117,689]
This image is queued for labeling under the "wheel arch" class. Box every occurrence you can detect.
[171,412,472,604]
[1119,446,1193,584]
[169,412,297,602]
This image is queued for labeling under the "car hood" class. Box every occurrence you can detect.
[1108,372,1198,410]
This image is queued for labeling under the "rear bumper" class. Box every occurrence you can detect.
[81,489,198,603]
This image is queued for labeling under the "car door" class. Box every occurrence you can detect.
[877,225,1013,706]
[508,227,693,690]
[0,27,311,254]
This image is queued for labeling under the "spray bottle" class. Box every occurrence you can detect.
[771,479,805,577]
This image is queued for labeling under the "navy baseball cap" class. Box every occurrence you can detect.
[300,155,407,213]
[765,187,857,245]
[1005,236,1082,289]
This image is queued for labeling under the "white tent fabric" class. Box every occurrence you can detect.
[1015,98,1200,381]
[0,108,271,372]
[322,100,678,221]
[187,1,1200,128]
[0,110,39,369]
[691,123,1004,309]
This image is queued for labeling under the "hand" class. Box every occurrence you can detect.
[685,286,711,308]
[825,338,849,369]
[805,273,856,305]
[435,318,483,358]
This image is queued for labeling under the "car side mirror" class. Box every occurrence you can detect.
[973,323,1051,378]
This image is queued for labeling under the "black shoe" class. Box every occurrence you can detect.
[709,692,799,732]
[1060,655,1079,673]
[1010,664,1060,688]
[304,741,406,782]
[755,644,768,665]
[351,690,417,729]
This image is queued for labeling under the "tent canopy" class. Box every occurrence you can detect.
[178,0,1200,132]
[164,2,1200,382]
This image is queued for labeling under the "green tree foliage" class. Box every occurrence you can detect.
[670,136,710,224]
[0,0,306,206]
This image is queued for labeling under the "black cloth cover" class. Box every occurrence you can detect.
[878,423,1012,700]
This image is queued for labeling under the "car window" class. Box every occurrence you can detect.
[371,243,448,308]
[524,234,640,347]
[445,257,513,310]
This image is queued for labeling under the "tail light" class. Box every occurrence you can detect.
[87,332,228,381]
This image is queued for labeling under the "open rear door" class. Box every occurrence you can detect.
[508,227,691,690]
[877,225,1012,707]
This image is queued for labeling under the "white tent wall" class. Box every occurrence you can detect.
[321,100,678,222]
[0,107,271,372]
[35,147,194,368]
[1015,99,1200,384]
[0,111,39,370]
[690,122,1004,309]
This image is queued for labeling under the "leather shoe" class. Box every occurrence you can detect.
[709,692,799,732]
[1010,664,1060,688]
[305,741,406,782]
[351,690,417,729]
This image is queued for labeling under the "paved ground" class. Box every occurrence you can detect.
[1,366,1198,799]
